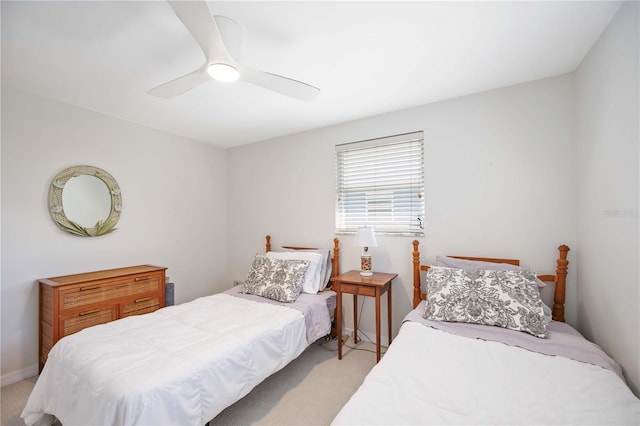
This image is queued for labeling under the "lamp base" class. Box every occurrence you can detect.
[360,254,372,277]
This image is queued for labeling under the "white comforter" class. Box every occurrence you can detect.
[333,321,640,425]
[23,293,309,426]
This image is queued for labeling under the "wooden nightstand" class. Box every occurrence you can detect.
[332,270,397,362]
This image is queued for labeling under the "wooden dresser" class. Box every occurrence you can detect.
[38,265,167,371]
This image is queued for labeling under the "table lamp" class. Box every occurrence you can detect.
[353,227,378,276]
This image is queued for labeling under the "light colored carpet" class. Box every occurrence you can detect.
[1,375,38,426]
[1,339,378,426]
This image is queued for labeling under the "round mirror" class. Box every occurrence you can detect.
[49,165,122,236]
[63,175,112,227]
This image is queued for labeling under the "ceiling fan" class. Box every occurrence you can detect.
[149,1,320,101]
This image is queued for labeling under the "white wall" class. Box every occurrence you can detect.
[227,74,577,345]
[1,87,228,384]
[575,1,639,395]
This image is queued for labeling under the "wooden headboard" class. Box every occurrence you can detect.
[265,234,340,338]
[265,234,341,280]
[411,240,570,322]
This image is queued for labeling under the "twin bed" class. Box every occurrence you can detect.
[333,240,640,425]
[23,236,640,425]
[22,236,340,426]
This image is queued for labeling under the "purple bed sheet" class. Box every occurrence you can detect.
[405,302,624,379]
[225,285,336,343]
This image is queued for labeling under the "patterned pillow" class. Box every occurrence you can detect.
[244,254,310,303]
[423,266,547,338]
[435,255,547,288]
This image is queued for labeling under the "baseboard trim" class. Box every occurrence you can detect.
[1,364,38,387]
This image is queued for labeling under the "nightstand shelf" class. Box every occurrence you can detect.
[331,270,397,362]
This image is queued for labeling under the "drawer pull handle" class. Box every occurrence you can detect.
[134,276,150,282]
[135,297,151,304]
[79,309,99,316]
[79,286,99,291]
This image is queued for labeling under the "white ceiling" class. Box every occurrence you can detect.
[1,1,621,148]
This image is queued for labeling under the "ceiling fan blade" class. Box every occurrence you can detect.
[167,0,233,63]
[239,66,320,101]
[148,67,209,98]
[156,1,318,101]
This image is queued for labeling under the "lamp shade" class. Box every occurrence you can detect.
[353,227,377,248]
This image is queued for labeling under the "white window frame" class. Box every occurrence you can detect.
[335,131,425,236]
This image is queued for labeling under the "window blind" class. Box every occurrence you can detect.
[335,131,425,236]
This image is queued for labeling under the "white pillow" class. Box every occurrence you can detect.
[542,302,552,325]
[283,248,332,291]
[266,251,324,294]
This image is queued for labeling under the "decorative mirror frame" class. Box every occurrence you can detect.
[49,165,122,237]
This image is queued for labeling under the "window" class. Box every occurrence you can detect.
[335,131,425,236]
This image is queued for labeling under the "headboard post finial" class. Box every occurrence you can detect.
[265,235,271,252]
[412,240,422,309]
[552,245,570,322]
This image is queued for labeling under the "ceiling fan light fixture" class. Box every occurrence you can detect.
[207,63,240,82]
[148,2,320,100]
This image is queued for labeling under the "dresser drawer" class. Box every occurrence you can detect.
[60,305,117,337]
[59,273,161,311]
[340,283,376,297]
[122,297,160,317]
[59,281,127,311]
[128,274,161,296]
